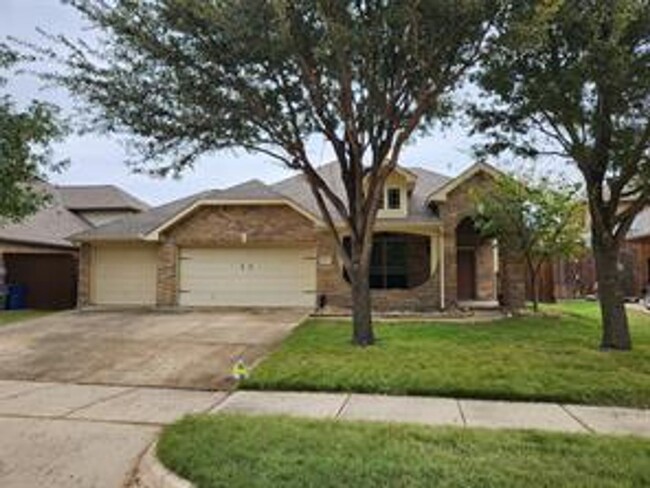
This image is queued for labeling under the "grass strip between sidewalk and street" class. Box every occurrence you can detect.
[158,414,650,488]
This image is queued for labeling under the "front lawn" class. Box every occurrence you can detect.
[158,415,650,488]
[243,301,650,407]
[0,310,51,327]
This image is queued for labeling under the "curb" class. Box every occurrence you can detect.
[132,442,194,488]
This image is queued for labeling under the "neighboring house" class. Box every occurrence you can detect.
[72,162,527,311]
[532,204,650,303]
[0,184,149,309]
[58,185,150,226]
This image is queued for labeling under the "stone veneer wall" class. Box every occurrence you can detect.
[316,231,442,311]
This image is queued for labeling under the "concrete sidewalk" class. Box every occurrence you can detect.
[215,390,650,438]
[1,379,649,436]
[1,380,649,488]
[0,379,226,488]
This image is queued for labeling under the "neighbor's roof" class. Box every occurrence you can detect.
[0,183,150,249]
[0,184,93,249]
[57,185,150,211]
[69,179,295,241]
[627,206,650,241]
[70,163,452,242]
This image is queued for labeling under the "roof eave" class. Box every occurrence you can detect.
[142,198,323,241]
[426,161,502,203]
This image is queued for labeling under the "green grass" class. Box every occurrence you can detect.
[243,301,650,407]
[158,414,650,488]
[0,310,51,326]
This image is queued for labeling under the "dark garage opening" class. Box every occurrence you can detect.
[4,253,78,310]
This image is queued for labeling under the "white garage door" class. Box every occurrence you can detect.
[92,245,157,305]
[179,247,316,307]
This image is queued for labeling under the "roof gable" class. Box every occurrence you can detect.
[426,162,502,203]
[70,163,453,242]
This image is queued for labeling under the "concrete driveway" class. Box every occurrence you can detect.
[0,309,305,390]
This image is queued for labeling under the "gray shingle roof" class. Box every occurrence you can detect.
[0,184,91,249]
[271,162,450,223]
[57,185,150,211]
[0,183,150,248]
[68,179,299,241]
[71,164,452,242]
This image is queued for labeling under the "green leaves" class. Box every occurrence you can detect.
[473,172,585,276]
[473,1,650,223]
[0,44,67,223]
[40,1,500,177]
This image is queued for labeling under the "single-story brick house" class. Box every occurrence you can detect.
[71,162,527,311]
[0,184,148,309]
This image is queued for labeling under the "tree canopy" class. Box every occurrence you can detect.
[472,0,650,349]
[36,0,500,345]
[0,44,67,222]
[473,172,585,311]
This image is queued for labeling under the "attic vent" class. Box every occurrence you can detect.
[428,202,440,217]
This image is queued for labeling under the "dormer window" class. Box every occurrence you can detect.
[387,188,401,210]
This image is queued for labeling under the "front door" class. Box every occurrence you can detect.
[457,249,476,301]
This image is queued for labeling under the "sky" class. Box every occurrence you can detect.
[2,0,481,206]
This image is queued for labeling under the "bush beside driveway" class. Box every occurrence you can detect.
[243,301,650,408]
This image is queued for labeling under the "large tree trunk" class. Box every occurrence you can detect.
[592,236,632,351]
[348,236,375,346]
[527,259,539,312]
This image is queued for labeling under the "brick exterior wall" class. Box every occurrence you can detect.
[439,172,524,309]
[156,239,178,307]
[165,204,317,247]
[78,177,529,311]
[155,204,318,305]
[476,240,496,300]
[315,231,442,312]
[77,243,91,307]
[440,172,496,307]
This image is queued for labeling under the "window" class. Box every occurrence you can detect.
[342,234,430,290]
[370,236,408,288]
[387,188,401,210]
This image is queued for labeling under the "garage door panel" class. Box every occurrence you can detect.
[93,245,157,305]
[179,248,316,307]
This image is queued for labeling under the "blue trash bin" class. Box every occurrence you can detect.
[6,284,27,310]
